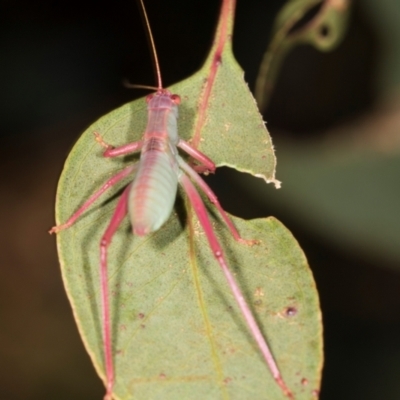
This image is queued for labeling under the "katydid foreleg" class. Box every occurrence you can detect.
[94,131,143,158]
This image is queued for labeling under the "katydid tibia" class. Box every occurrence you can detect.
[50,0,293,399]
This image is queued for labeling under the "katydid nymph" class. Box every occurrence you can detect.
[50,1,293,399]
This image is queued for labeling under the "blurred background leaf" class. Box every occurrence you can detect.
[1,0,400,399]
[255,0,351,111]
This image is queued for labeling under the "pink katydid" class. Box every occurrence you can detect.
[49,0,293,399]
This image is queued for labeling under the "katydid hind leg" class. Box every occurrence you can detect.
[100,184,131,400]
[49,165,137,234]
[179,173,293,399]
[178,158,257,245]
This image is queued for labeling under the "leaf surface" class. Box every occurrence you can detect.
[53,0,322,398]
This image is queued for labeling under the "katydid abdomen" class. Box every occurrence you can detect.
[128,91,180,236]
[129,148,179,236]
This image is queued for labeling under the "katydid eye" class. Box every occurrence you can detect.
[171,94,181,104]
[146,94,154,103]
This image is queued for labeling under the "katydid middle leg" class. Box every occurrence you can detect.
[177,142,256,244]
[49,164,137,234]
[178,139,216,174]
[49,131,142,234]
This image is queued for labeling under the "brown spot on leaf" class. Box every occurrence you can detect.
[285,306,298,317]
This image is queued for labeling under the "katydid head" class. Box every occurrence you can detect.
[135,0,181,121]
[145,90,181,105]
[138,0,182,107]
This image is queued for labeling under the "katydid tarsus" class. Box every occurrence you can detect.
[50,0,293,399]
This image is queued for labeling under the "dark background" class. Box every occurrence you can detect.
[1,0,399,399]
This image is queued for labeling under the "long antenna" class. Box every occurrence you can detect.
[122,79,158,91]
[138,0,163,90]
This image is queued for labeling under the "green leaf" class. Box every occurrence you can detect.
[53,0,322,398]
[255,0,352,111]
